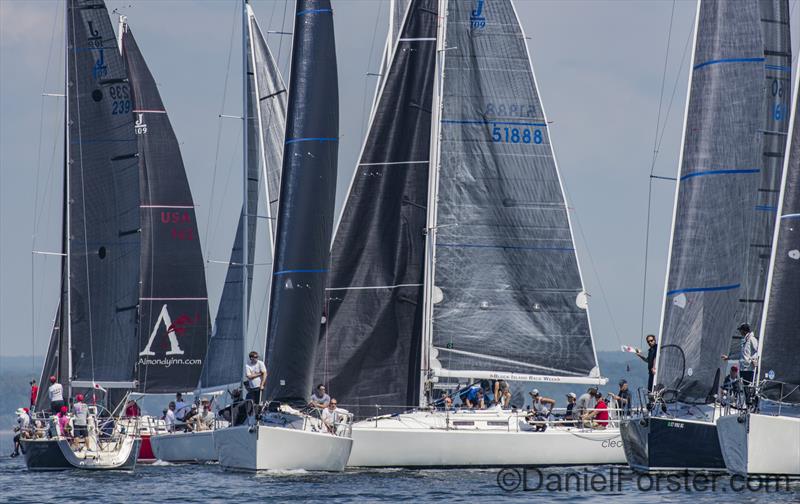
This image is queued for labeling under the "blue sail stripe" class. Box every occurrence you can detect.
[755,205,778,212]
[765,64,791,73]
[296,8,332,16]
[680,168,759,180]
[666,283,740,296]
[441,119,547,127]
[437,243,574,252]
[285,137,338,145]
[693,57,765,70]
[273,269,328,276]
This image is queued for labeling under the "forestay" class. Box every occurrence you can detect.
[655,0,765,404]
[426,0,599,383]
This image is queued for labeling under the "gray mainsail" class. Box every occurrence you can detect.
[264,0,339,406]
[201,4,287,390]
[122,24,210,393]
[67,0,140,390]
[758,55,800,405]
[425,0,599,383]
[655,0,765,404]
[315,0,438,416]
[733,0,792,350]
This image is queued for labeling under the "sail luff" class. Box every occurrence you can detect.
[654,0,766,403]
[264,0,339,406]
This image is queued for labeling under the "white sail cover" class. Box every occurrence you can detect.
[427,0,599,382]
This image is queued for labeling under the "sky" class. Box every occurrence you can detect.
[1,0,799,374]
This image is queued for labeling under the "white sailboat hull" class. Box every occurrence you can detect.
[717,413,800,476]
[149,430,217,464]
[214,424,353,472]
[347,410,625,467]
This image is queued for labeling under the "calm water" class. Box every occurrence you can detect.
[0,434,797,503]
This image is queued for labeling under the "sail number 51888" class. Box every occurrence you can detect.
[491,126,542,144]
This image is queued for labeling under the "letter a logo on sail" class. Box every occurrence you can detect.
[139,304,186,356]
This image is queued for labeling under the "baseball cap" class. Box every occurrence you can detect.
[618,379,627,386]
[530,389,540,396]
[566,392,576,399]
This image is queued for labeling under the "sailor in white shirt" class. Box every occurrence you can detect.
[321,399,348,434]
[47,376,64,414]
[722,323,760,383]
[165,402,177,432]
[244,351,268,404]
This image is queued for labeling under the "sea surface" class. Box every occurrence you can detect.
[0,434,797,503]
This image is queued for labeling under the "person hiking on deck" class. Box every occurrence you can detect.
[245,351,267,404]
[11,407,31,457]
[563,392,577,426]
[581,390,609,429]
[635,334,658,392]
[576,387,596,426]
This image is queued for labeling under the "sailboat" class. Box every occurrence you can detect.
[620,0,791,472]
[118,15,211,464]
[23,0,143,471]
[316,0,624,468]
[148,0,287,464]
[212,0,353,472]
[716,39,800,477]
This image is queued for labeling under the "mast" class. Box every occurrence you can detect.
[419,0,448,408]
[241,0,250,363]
[63,0,73,396]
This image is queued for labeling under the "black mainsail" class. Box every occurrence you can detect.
[264,0,339,406]
[655,0,766,404]
[66,0,141,393]
[121,24,210,393]
[200,3,287,391]
[315,0,437,415]
[758,54,800,405]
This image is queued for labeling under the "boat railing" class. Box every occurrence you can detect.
[302,406,354,438]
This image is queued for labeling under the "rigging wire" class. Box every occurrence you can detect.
[31,1,63,371]
[203,2,239,256]
[359,0,386,143]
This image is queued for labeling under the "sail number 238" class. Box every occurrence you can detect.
[492,127,542,144]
